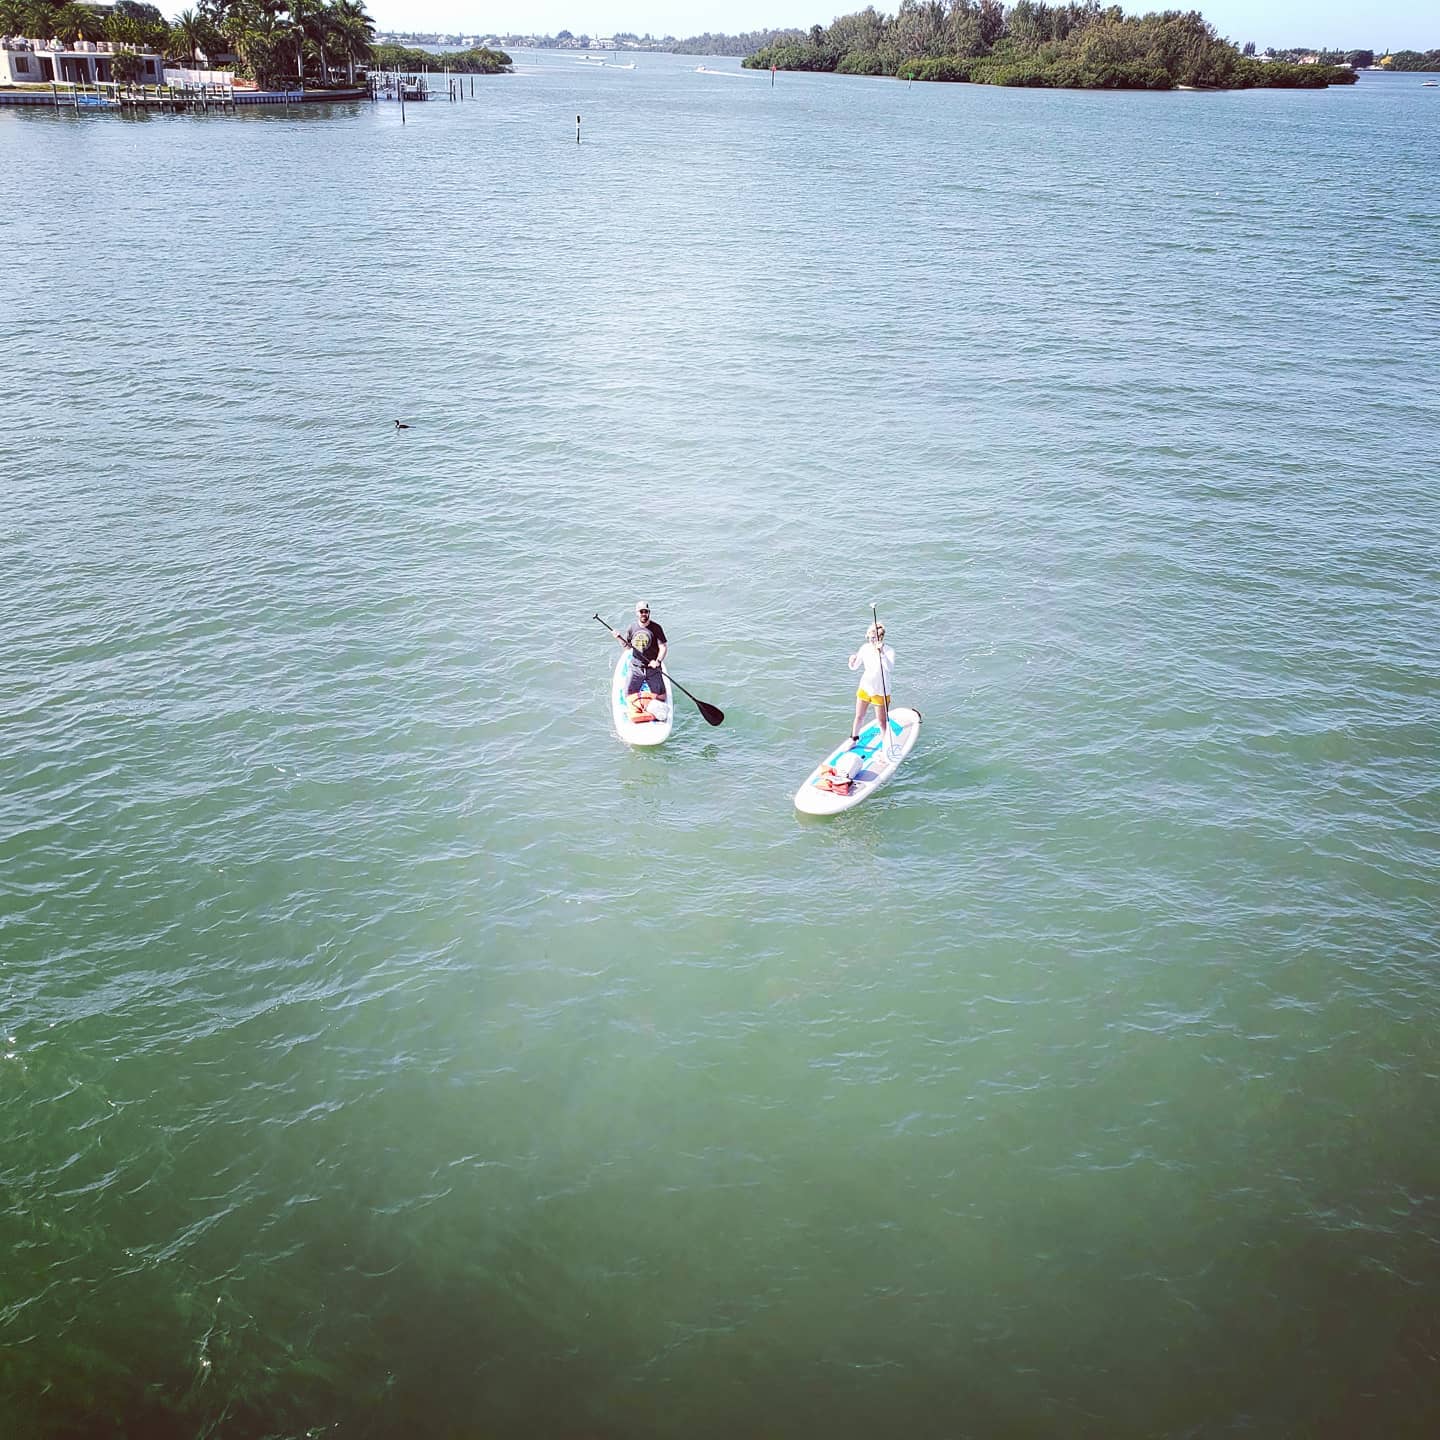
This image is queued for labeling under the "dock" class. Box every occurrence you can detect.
[369,72,431,102]
[0,81,368,111]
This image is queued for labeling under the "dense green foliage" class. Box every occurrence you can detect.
[108,46,147,81]
[1231,58,1354,88]
[0,0,379,89]
[1265,47,1374,66]
[745,3,1360,89]
[371,42,511,74]
[381,28,809,58]
[666,28,805,56]
[1386,49,1440,71]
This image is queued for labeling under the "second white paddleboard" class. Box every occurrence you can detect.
[794,707,922,815]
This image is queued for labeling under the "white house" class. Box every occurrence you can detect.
[1,36,165,85]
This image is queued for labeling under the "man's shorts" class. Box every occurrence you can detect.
[627,666,668,700]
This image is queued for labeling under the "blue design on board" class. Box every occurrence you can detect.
[818,715,904,782]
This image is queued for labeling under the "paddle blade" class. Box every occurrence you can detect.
[696,699,725,727]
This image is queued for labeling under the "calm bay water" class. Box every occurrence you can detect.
[2,51,1438,1437]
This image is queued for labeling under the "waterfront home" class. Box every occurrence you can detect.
[1,35,164,85]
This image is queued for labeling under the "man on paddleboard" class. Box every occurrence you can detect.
[612,601,668,703]
[847,622,893,743]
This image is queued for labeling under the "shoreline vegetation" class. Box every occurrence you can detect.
[378,29,813,58]
[1382,48,1440,69]
[0,1,495,88]
[5,0,1422,97]
[742,4,1360,90]
[0,0,383,89]
[375,23,1436,76]
[371,43,511,74]
[0,0,513,85]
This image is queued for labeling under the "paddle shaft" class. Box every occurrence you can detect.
[592,614,724,727]
[871,600,894,758]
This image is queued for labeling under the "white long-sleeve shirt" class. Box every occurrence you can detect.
[848,641,895,695]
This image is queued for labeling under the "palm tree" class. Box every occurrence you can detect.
[311,3,333,84]
[329,0,373,84]
[287,0,324,81]
[52,2,97,44]
[222,1,284,88]
[172,6,206,68]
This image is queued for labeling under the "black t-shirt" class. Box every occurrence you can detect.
[624,620,666,669]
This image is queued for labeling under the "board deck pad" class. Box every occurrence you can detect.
[611,650,674,747]
[794,707,922,814]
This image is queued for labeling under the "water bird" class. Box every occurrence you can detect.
[394,420,410,430]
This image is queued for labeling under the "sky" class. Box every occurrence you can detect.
[368,1,1439,49]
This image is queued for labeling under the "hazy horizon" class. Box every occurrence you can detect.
[368,2,1439,52]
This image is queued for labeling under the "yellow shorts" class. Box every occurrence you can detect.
[856,688,891,705]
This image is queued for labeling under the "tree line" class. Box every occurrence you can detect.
[664,29,806,56]
[743,3,1359,89]
[375,28,807,59]
[1383,49,1440,70]
[371,42,511,74]
[0,0,378,88]
[1257,47,1376,65]
[1256,48,1440,70]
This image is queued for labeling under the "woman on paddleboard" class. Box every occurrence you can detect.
[612,600,668,705]
[847,622,894,743]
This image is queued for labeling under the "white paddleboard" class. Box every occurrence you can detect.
[794,707,922,814]
[611,650,675,747]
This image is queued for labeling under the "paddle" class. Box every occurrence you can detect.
[871,599,895,760]
[592,613,725,727]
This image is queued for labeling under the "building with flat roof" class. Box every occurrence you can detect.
[1,36,164,85]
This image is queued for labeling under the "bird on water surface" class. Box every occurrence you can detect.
[395,420,410,430]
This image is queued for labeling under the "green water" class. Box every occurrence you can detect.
[2,52,1438,1438]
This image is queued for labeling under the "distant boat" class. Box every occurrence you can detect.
[1423,80,1438,86]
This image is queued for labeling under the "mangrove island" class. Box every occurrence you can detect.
[743,3,1360,89]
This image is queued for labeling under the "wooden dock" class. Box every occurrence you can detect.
[116,82,238,112]
[369,72,431,102]
[367,70,482,108]
[0,82,367,111]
